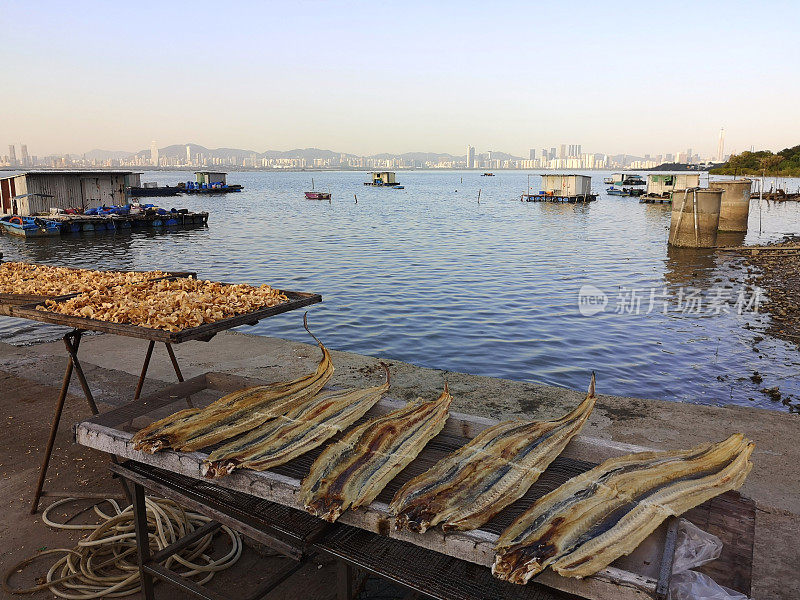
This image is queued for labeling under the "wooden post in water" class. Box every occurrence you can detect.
[477,189,481,204]
[354,194,357,204]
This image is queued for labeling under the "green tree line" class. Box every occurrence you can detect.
[710,145,800,176]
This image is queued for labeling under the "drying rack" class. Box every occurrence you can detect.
[75,372,755,600]
[3,276,320,513]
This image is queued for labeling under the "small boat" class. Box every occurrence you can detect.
[129,186,182,197]
[604,173,646,186]
[482,172,495,177]
[304,179,331,200]
[607,186,645,197]
[0,215,61,237]
[392,185,405,189]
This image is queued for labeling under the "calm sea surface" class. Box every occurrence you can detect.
[2,170,799,411]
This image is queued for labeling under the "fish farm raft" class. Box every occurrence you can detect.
[47,211,208,234]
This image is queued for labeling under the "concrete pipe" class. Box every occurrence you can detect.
[714,179,752,232]
[668,188,723,248]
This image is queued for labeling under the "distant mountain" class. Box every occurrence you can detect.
[261,148,354,161]
[479,151,522,161]
[81,143,529,164]
[369,152,460,162]
[81,149,136,160]
[135,144,258,161]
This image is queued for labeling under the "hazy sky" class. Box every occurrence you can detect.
[3,0,799,158]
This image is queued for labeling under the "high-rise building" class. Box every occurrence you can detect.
[717,128,725,162]
[542,148,548,161]
[186,145,192,164]
[150,141,159,167]
[529,148,536,160]
[20,144,29,167]
[559,144,567,159]
[8,145,16,166]
[467,145,476,169]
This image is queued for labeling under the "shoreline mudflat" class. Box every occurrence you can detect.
[1,331,799,598]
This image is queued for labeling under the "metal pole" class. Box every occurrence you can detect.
[165,342,193,408]
[132,482,156,600]
[337,561,353,600]
[30,341,74,514]
[64,331,99,415]
[134,341,156,401]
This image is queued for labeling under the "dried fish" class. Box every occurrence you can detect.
[391,374,596,534]
[201,366,391,478]
[300,384,452,523]
[131,315,333,453]
[493,434,754,583]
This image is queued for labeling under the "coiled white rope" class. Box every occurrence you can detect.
[3,497,242,599]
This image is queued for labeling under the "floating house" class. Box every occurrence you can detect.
[604,173,646,186]
[0,171,134,216]
[179,171,243,194]
[364,172,398,186]
[523,174,596,202]
[643,173,701,200]
[195,171,228,186]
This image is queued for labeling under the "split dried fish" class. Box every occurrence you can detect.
[300,384,452,523]
[131,315,333,453]
[493,434,754,583]
[201,366,391,478]
[390,374,596,533]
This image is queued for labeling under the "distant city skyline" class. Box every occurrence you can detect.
[3,1,799,157]
[0,139,725,171]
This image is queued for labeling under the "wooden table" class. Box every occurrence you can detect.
[75,372,755,600]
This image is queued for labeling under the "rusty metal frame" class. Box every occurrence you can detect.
[29,329,188,513]
[116,462,313,600]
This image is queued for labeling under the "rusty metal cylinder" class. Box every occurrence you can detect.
[668,188,723,248]
[714,179,752,232]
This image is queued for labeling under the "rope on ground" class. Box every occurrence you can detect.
[3,496,242,599]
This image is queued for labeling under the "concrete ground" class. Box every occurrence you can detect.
[1,331,799,599]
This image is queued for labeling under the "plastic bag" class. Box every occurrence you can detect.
[669,519,751,600]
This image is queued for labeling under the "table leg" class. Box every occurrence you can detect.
[132,481,156,600]
[165,343,194,408]
[30,350,74,514]
[63,331,99,415]
[337,560,354,600]
[134,341,156,401]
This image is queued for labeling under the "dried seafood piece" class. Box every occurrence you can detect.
[202,365,391,478]
[38,277,288,332]
[0,261,169,295]
[493,434,754,584]
[300,384,452,523]
[131,315,333,453]
[391,374,596,534]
